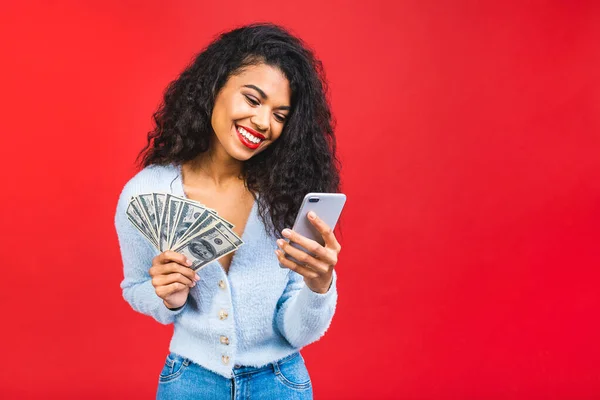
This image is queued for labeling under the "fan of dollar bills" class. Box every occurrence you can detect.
[126,193,244,271]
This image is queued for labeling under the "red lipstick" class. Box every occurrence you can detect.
[238,125,266,140]
[236,125,265,150]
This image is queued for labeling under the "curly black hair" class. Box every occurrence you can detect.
[136,22,341,239]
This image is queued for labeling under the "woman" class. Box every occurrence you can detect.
[114,23,342,399]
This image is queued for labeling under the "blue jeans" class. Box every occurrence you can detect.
[156,352,313,399]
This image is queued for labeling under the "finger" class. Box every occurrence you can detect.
[156,250,193,267]
[150,262,200,282]
[164,262,200,282]
[281,229,330,261]
[306,212,341,251]
[152,270,195,288]
[156,282,189,298]
[275,249,320,278]
[276,239,329,273]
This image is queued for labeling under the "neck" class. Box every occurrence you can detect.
[186,140,244,188]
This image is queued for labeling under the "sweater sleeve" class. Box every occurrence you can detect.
[274,268,338,348]
[114,181,187,325]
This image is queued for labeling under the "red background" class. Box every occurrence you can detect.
[1,1,599,399]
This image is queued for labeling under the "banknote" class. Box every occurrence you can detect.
[138,194,160,241]
[126,200,158,248]
[174,224,237,271]
[127,192,244,269]
[165,197,184,250]
[214,221,243,247]
[175,205,217,247]
[153,193,166,246]
[157,193,173,251]
[170,200,210,250]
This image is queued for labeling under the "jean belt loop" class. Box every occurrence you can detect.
[272,359,281,374]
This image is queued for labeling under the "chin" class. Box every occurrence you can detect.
[230,140,269,161]
[226,146,260,162]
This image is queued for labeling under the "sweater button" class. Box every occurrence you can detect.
[219,309,228,320]
[220,335,230,345]
[222,355,230,365]
[218,280,226,289]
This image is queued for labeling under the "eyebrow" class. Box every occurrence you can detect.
[243,84,291,111]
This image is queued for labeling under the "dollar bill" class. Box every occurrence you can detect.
[174,200,235,245]
[174,224,237,271]
[214,221,243,247]
[133,197,160,245]
[171,195,229,222]
[175,212,219,243]
[169,194,233,229]
[153,193,166,244]
[170,201,211,250]
[126,192,244,265]
[126,216,157,248]
[158,193,173,251]
[138,193,160,237]
[126,200,159,248]
[165,196,184,250]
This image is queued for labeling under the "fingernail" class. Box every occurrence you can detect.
[186,259,192,266]
[282,229,292,238]
[191,282,196,287]
[308,211,316,219]
[277,239,285,247]
[195,274,200,281]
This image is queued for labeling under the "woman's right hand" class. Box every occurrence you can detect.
[149,250,199,309]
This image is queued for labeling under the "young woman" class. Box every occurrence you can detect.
[114,23,342,399]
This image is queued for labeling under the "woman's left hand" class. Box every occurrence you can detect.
[275,211,341,294]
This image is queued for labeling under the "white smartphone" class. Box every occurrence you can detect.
[284,192,347,265]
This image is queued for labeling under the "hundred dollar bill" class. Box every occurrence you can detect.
[126,192,242,254]
[153,193,169,251]
[138,193,160,238]
[165,196,185,250]
[174,224,237,271]
[169,194,234,229]
[157,193,174,251]
[173,200,235,247]
[133,197,160,245]
[126,200,159,249]
[214,221,243,247]
[174,212,218,245]
[153,193,166,242]
[170,200,211,250]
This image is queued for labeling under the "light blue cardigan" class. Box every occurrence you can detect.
[114,163,338,378]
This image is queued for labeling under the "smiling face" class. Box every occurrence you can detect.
[210,63,291,161]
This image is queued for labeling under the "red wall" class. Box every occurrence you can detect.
[1,1,599,398]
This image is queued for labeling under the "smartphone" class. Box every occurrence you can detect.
[284,192,347,265]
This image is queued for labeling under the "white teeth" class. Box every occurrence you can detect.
[237,127,262,144]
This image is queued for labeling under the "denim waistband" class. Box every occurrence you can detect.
[232,352,300,376]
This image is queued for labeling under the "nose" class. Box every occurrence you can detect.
[250,108,269,132]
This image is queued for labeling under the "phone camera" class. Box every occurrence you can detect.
[308,197,320,203]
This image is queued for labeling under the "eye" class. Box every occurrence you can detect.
[274,114,286,123]
[244,95,260,106]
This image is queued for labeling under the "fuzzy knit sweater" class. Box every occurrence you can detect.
[114,163,338,379]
